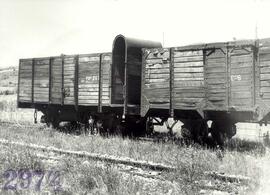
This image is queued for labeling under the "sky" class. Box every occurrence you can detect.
[1,0,270,68]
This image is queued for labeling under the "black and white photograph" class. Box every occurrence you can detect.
[0,0,270,194]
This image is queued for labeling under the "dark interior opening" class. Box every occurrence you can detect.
[112,37,125,104]
[126,47,142,105]
[112,37,142,106]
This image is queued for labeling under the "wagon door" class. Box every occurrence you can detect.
[229,46,255,108]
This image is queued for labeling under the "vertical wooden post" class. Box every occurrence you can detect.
[225,46,229,108]
[17,60,21,107]
[255,40,261,104]
[31,58,35,105]
[49,58,52,104]
[124,49,128,115]
[169,48,174,118]
[98,54,103,113]
[74,55,79,110]
[61,54,65,106]
[227,46,232,108]
[252,43,259,106]
[203,49,207,110]
[140,49,146,116]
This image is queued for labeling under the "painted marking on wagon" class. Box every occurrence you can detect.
[231,75,242,81]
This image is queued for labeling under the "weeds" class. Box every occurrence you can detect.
[0,95,265,194]
[225,138,266,155]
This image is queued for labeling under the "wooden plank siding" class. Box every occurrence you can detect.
[63,56,75,105]
[18,59,33,102]
[205,48,227,109]
[78,54,100,105]
[101,54,111,105]
[141,42,260,117]
[18,53,112,109]
[78,53,112,106]
[173,49,205,109]
[51,57,62,104]
[143,48,170,111]
[259,40,270,104]
[33,58,50,103]
[229,46,254,107]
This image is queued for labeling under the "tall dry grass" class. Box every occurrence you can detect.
[0,144,179,194]
[0,123,263,194]
[0,95,39,125]
[0,94,265,194]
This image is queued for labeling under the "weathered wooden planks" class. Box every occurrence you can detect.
[78,54,100,105]
[173,49,204,110]
[141,42,260,116]
[33,59,49,102]
[77,53,112,106]
[63,56,75,105]
[18,53,112,108]
[101,54,111,105]
[51,57,62,104]
[205,48,227,109]
[259,42,270,100]
[18,59,32,102]
[142,48,170,110]
[230,47,253,107]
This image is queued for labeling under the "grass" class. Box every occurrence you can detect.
[0,144,177,195]
[0,137,261,195]
[225,138,266,155]
[0,93,265,194]
[0,123,263,194]
[0,67,17,95]
[0,95,39,125]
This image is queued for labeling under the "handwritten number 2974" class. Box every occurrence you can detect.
[3,169,61,191]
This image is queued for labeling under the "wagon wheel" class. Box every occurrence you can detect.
[145,117,154,136]
[210,120,236,148]
[181,125,192,139]
[210,121,225,148]
[46,118,60,129]
[181,120,208,144]
[96,119,106,136]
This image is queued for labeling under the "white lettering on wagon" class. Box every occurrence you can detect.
[80,76,99,83]
[231,75,242,81]
[86,76,98,81]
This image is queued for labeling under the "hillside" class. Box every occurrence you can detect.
[0,66,18,95]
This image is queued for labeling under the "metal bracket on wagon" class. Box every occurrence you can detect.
[140,94,150,117]
[196,99,208,119]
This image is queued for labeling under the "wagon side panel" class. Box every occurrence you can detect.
[205,48,227,110]
[259,40,270,103]
[18,59,33,103]
[33,58,49,103]
[141,48,170,116]
[228,46,254,109]
[173,49,205,110]
[101,53,111,106]
[78,54,100,106]
[63,56,76,105]
[18,59,33,102]
[51,57,63,104]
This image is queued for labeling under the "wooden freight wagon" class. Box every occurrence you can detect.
[17,52,112,126]
[141,38,270,142]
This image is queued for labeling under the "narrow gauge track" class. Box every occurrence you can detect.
[0,138,174,182]
[0,138,251,183]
